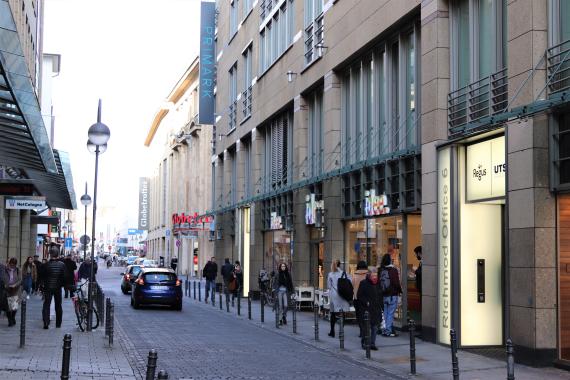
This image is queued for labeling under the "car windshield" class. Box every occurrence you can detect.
[144,273,176,283]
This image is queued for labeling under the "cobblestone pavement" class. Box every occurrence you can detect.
[99,267,401,380]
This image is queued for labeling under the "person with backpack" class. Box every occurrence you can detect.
[42,246,66,329]
[356,267,382,350]
[327,259,351,338]
[380,253,402,337]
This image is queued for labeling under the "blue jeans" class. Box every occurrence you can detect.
[277,288,288,319]
[383,296,398,334]
[23,274,33,295]
[205,279,216,302]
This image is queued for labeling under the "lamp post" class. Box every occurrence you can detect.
[80,184,91,261]
[86,99,111,332]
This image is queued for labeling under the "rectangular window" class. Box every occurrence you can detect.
[242,45,253,119]
[264,111,292,190]
[229,63,238,132]
[259,0,294,73]
[244,139,252,198]
[230,0,239,37]
[243,0,253,19]
[308,88,324,176]
[230,150,237,205]
[304,0,323,65]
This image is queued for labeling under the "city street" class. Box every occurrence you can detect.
[98,265,398,379]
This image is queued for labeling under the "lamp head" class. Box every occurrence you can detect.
[88,121,111,146]
[80,193,92,206]
[87,140,107,154]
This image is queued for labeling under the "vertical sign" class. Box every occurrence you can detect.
[438,147,452,345]
[138,177,149,231]
[199,1,216,125]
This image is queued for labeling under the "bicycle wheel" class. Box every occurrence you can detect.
[73,299,85,332]
[91,308,100,330]
[264,292,275,308]
[78,303,88,332]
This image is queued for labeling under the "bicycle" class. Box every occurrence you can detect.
[258,269,275,308]
[72,281,100,332]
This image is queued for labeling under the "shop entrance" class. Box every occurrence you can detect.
[309,240,325,289]
[559,194,570,361]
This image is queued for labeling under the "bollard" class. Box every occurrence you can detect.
[105,298,111,337]
[219,291,223,310]
[146,349,158,380]
[339,309,345,350]
[292,300,297,334]
[225,288,230,312]
[193,281,196,300]
[19,298,26,348]
[275,302,280,328]
[248,291,252,320]
[157,370,169,379]
[185,279,188,297]
[237,291,241,316]
[364,311,371,359]
[450,329,459,380]
[408,319,416,375]
[60,334,72,380]
[506,338,515,380]
[313,304,319,341]
[198,282,201,302]
[260,295,265,323]
[108,301,114,347]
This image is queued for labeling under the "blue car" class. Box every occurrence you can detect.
[131,268,183,311]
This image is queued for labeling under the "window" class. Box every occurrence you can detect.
[230,0,239,37]
[243,0,253,19]
[242,45,253,119]
[264,111,293,190]
[230,149,237,205]
[259,0,294,73]
[308,88,323,176]
[228,63,238,132]
[553,113,570,190]
[243,138,252,198]
[304,0,323,65]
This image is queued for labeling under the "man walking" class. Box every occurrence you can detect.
[32,255,42,294]
[221,258,234,295]
[203,257,217,305]
[78,257,97,282]
[42,246,66,329]
[63,254,77,298]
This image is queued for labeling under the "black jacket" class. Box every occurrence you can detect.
[78,261,97,280]
[357,278,383,325]
[274,270,293,293]
[44,260,66,290]
[63,258,77,286]
[221,263,234,282]
[203,261,218,281]
[33,260,43,282]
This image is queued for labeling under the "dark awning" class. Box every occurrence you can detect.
[31,215,59,225]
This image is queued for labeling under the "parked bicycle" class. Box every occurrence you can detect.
[72,280,100,331]
[258,269,275,307]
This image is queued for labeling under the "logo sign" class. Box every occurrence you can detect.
[304,194,324,225]
[466,136,506,202]
[172,213,214,229]
[5,196,46,210]
[270,212,282,230]
[128,228,143,235]
[165,229,171,237]
[80,235,91,245]
[438,147,452,345]
[198,1,216,125]
[176,239,181,247]
[138,177,149,231]
[363,190,390,216]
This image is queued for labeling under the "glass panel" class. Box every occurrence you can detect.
[406,32,416,148]
[457,0,470,88]
[562,0,570,43]
[378,50,387,155]
[478,0,494,78]
[560,195,570,360]
[406,215,423,324]
[264,229,291,272]
[345,219,367,275]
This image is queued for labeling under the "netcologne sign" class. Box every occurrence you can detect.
[138,178,149,231]
[5,196,46,210]
[466,135,506,202]
[198,1,216,125]
[438,147,451,345]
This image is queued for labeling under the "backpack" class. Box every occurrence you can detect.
[380,268,392,295]
[337,271,354,303]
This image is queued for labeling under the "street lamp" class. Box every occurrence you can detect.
[80,184,91,262]
[86,99,110,332]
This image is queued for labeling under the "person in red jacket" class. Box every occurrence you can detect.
[380,253,402,337]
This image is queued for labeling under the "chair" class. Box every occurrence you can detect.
[294,286,315,310]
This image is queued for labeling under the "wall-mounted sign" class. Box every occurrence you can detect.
[466,136,506,202]
[172,213,214,230]
[5,196,46,210]
[138,177,149,231]
[270,212,282,230]
[305,194,324,225]
[438,147,452,345]
[128,229,144,235]
[363,190,390,216]
[198,1,216,125]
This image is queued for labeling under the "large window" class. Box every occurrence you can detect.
[259,0,294,73]
[228,62,238,132]
[242,45,253,119]
[304,0,323,65]
[243,0,253,19]
[230,0,239,38]
[264,111,293,191]
[307,87,323,176]
[553,113,570,190]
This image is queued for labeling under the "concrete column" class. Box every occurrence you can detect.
[215,156,223,208]
[236,140,246,202]
[251,127,265,196]
[420,0,450,342]
[7,209,21,261]
[223,150,233,207]
[293,95,309,182]
[323,70,342,172]
[292,190,310,286]
[20,210,31,264]
[322,177,343,281]
[30,222,38,258]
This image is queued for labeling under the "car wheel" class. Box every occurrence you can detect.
[133,299,140,309]
[121,285,128,295]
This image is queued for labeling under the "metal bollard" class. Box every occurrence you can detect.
[275,302,280,328]
[219,291,223,310]
[408,319,416,375]
[260,295,265,323]
[198,282,201,302]
[105,298,111,337]
[450,329,459,380]
[225,288,230,312]
[185,279,188,297]
[146,349,158,380]
[237,291,241,316]
[19,298,26,348]
[248,291,252,320]
[157,370,169,379]
[108,301,114,347]
[339,310,345,350]
[292,301,297,334]
[193,281,196,300]
[61,334,72,380]
[364,311,371,359]
[506,338,515,380]
[314,304,319,341]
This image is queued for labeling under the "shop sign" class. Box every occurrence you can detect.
[198,1,216,125]
[138,177,149,231]
[305,194,324,225]
[172,213,214,230]
[270,212,282,230]
[5,196,46,210]
[466,136,506,202]
[438,147,452,345]
[363,190,390,216]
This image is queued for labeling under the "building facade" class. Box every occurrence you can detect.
[145,58,214,276]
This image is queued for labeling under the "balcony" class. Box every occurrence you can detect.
[547,39,570,96]
[448,68,508,136]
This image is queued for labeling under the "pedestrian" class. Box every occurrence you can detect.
[32,255,42,294]
[221,258,234,295]
[42,246,66,329]
[380,253,402,337]
[21,256,37,298]
[203,257,218,305]
[273,262,293,325]
[4,258,22,327]
[231,261,243,306]
[78,257,97,282]
[414,246,422,296]
[63,254,77,298]
[351,260,368,338]
[170,257,178,273]
[356,267,382,350]
[327,259,351,338]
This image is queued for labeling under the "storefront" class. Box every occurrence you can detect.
[261,193,294,274]
[559,194,570,362]
[172,212,214,277]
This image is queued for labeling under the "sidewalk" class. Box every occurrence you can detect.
[0,292,134,379]
[185,281,569,380]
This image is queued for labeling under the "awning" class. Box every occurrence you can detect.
[0,1,57,173]
[30,215,59,225]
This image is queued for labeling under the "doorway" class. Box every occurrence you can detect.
[310,240,325,289]
[559,194,570,361]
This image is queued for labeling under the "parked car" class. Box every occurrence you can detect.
[130,268,183,310]
[141,259,158,268]
[120,265,143,294]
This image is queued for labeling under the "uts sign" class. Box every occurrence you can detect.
[198,1,216,125]
[466,136,506,202]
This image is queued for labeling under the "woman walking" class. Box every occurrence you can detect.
[273,263,293,325]
[327,259,351,338]
[21,256,37,298]
[4,258,22,327]
[357,267,382,350]
[231,261,244,305]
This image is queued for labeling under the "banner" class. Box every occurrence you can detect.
[198,1,216,125]
[5,196,46,210]
[138,178,149,231]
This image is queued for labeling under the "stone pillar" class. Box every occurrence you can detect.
[223,150,232,208]
[251,127,265,196]
[236,140,246,202]
[322,177,343,280]
[323,70,342,172]
[292,190,310,286]
[420,0,450,342]
[293,95,309,182]
[8,209,21,262]
[20,210,31,264]
[215,156,223,208]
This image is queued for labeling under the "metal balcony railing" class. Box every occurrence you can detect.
[242,86,252,119]
[448,68,508,135]
[304,12,324,65]
[547,39,570,95]
[228,100,237,132]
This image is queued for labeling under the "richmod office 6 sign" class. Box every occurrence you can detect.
[466,136,506,202]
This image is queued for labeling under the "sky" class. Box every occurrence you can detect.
[42,0,201,236]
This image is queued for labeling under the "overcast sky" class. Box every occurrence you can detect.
[43,0,200,234]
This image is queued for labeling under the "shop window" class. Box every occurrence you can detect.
[242,45,253,120]
[553,112,570,190]
[230,0,239,38]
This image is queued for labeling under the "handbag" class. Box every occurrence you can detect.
[228,278,237,292]
[7,295,19,312]
[337,272,354,303]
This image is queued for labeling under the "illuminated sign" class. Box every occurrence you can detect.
[305,194,324,225]
[172,213,214,229]
[198,1,216,125]
[270,212,282,230]
[438,147,452,345]
[363,190,390,216]
[5,196,46,210]
[466,136,506,202]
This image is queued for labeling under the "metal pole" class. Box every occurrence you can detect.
[87,145,100,332]
[105,298,111,337]
[146,349,158,380]
[198,282,201,302]
[185,279,188,297]
[247,291,252,320]
[314,303,319,340]
[108,301,114,347]
[339,309,344,350]
[193,281,196,300]
[157,370,169,379]
[450,329,459,380]
[60,334,72,380]
[260,294,265,323]
[225,286,230,312]
[364,311,371,359]
[409,319,416,375]
[506,338,515,380]
[275,300,280,328]
[19,298,26,348]
[83,183,88,262]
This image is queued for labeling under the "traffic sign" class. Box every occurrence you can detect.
[80,235,91,245]
[165,229,171,237]
[175,239,181,248]
[65,238,72,249]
